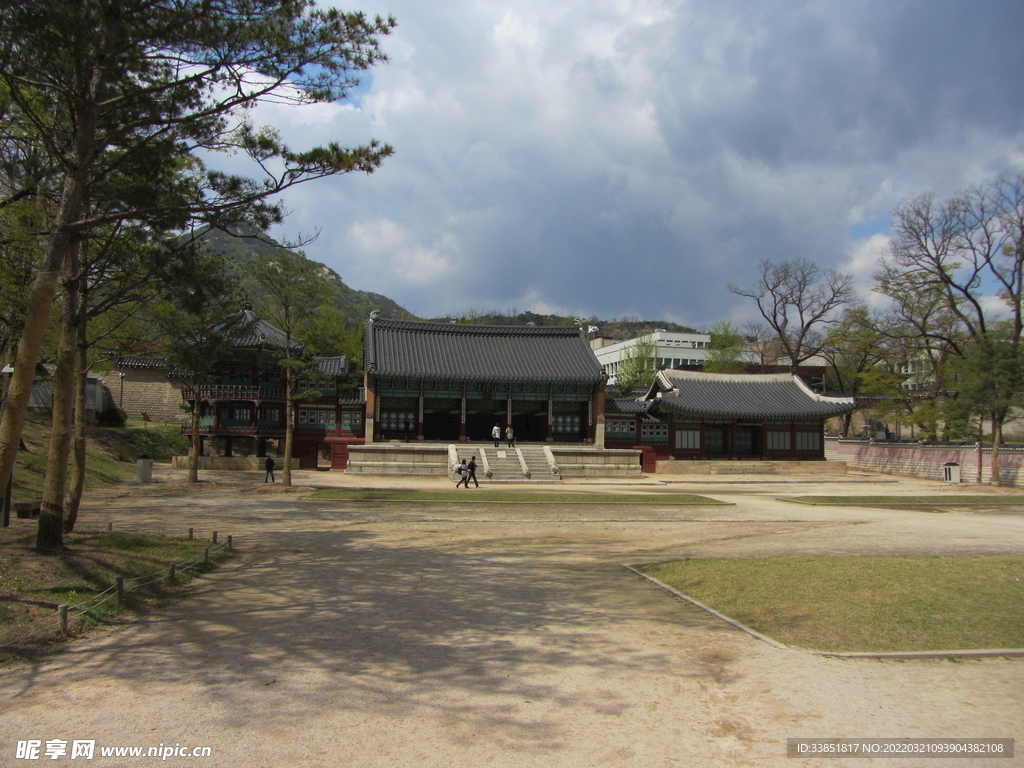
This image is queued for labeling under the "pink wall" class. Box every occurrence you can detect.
[826,438,1024,488]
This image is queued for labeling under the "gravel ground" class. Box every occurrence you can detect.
[1,466,1022,767]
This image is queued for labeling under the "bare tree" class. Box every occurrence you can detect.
[876,174,1024,483]
[728,259,854,372]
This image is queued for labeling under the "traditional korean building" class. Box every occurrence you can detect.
[179,308,365,468]
[605,370,854,461]
[363,317,607,444]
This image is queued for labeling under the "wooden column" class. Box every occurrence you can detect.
[459,392,467,441]
[416,393,424,440]
[592,383,606,448]
[545,394,554,442]
[364,375,376,444]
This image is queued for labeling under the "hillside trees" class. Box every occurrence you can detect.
[0,0,395,547]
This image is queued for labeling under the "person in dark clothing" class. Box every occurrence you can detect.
[264,456,276,483]
[466,456,479,487]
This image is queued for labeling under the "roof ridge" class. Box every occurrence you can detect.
[374,318,582,336]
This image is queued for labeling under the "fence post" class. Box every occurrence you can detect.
[58,605,68,635]
[116,578,124,607]
[169,563,176,582]
[108,522,113,532]
[227,535,232,551]
[188,527,193,540]
[212,531,218,545]
[203,547,209,564]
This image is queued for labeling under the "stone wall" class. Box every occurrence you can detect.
[345,444,449,475]
[654,459,846,475]
[550,447,643,478]
[826,438,1024,488]
[95,369,188,424]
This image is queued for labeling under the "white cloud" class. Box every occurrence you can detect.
[843,233,891,307]
[214,0,1024,323]
[348,219,458,287]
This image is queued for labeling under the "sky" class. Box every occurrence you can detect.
[242,0,1024,328]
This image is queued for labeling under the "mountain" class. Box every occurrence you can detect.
[197,225,412,324]
[197,226,697,337]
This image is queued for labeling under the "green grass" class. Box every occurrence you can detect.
[88,423,189,462]
[637,556,1024,652]
[9,415,188,498]
[0,526,233,658]
[307,489,726,504]
[779,495,1024,506]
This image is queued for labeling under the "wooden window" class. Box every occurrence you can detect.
[606,418,634,435]
[675,429,700,450]
[641,422,669,442]
[795,431,820,451]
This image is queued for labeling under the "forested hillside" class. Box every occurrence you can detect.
[198,225,412,324]
[199,226,694,336]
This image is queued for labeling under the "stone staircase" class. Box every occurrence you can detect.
[451,444,562,484]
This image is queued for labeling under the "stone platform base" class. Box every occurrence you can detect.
[654,459,847,475]
[345,443,644,479]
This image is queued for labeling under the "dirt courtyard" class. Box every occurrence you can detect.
[1,467,1022,767]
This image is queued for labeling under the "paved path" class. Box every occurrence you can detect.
[1,469,1022,766]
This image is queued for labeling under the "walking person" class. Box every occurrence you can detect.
[455,459,469,488]
[466,456,479,488]
[491,423,501,448]
[505,424,515,448]
[264,456,276,483]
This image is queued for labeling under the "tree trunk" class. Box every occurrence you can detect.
[283,364,293,487]
[188,386,201,483]
[0,265,65,504]
[64,297,90,533]
[991,415,1002,487]
[37,249,80,550]
[976,420,984,484]
[0,94,96,499]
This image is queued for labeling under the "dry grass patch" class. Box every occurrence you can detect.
[637,556,1024,653]
[0,526,233,660]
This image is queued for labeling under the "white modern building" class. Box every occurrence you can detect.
[591,331,712,385]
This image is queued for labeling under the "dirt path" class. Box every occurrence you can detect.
[1,469,1022,766]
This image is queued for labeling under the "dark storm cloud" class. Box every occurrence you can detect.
[261,0,1024,324]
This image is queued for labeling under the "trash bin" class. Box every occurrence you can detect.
[136,455,153,483]
[942,462,961,484]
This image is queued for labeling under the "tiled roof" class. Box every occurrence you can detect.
[365,319,605,383]
[605,397,660,422]
[650,370,855,420]
[605,397,648,414]
[314,356,348,376]
[218,309,291,349]
[118,356,167,369]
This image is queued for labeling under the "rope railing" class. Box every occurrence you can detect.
[0,527,233,651]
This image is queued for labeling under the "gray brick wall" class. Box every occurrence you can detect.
[95,369,190,424]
